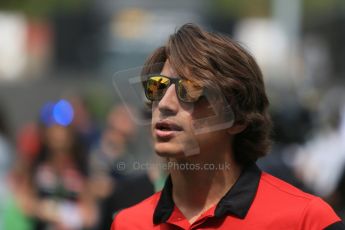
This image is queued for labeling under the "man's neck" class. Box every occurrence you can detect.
[168,152,242,224]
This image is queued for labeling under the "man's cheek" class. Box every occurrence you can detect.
[176,129,201,157]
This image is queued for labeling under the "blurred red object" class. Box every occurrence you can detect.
[17,122,41,160]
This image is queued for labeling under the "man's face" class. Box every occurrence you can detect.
[151,61,231,158]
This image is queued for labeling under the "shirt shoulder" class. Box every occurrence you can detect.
[110,191,161,230]
[260,172,316,199]
[299,195,342,229]
[257,172,342,229]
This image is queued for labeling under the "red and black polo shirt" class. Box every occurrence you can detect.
[111,163,344,229]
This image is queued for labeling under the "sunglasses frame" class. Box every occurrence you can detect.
[144,74,204,103]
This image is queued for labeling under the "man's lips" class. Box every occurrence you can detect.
[154,120,183,139]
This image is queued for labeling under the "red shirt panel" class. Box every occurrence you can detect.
[111,171,341,230]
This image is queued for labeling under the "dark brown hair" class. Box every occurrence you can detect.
[142,23,272,165]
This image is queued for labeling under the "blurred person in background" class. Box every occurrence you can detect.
[111,23,344,229]
[29,120,98,230]
[3,122,41,230]
[295,86,345,219]
[69,95,101,156]
[89,104,154,230]
[0,103,12,183]
[0,103,15,229]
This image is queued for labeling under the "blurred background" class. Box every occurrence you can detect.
[0,0,345,229]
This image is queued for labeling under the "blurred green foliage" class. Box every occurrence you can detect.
[0,0,89,17]
[0,0,344,18]
[211,0,345,18]
[211,0,271,17]
[304,0,345,14]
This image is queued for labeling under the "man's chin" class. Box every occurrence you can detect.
[154,143,185,158]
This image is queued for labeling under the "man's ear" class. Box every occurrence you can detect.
[227,122,247,135]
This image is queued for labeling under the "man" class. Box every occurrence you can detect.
[111,24,344,229]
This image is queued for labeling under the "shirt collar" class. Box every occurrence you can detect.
[153,163,261,224]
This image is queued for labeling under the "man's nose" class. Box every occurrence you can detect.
[157,84,179,115]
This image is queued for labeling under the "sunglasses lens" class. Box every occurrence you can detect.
[145,76,170,101]
[178,80,203,102]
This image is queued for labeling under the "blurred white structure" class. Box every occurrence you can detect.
[0,12,27,80]
[234,19,290,81]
